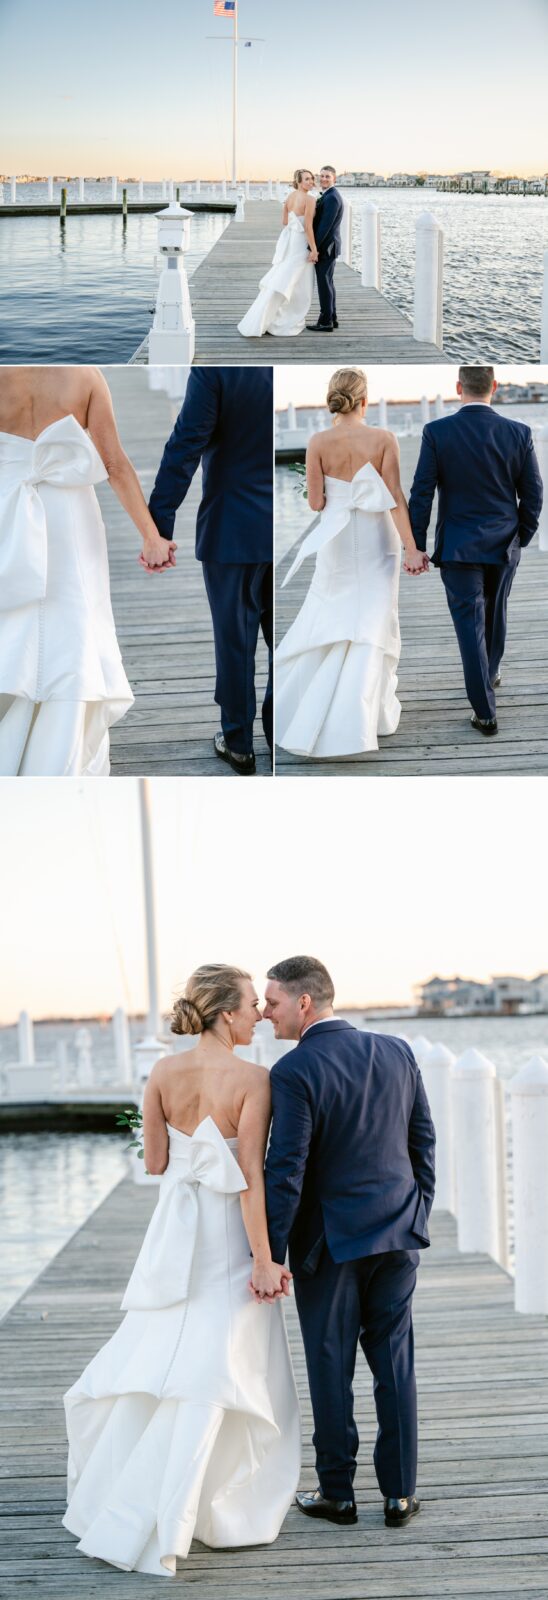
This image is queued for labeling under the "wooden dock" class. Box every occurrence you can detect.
[97,367,270,777]
[0,202,234,218]
[275,503,548,776]
[2,1186,548,1598]
[132,202,446,366]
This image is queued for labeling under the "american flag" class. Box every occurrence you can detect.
[213,1,236,13]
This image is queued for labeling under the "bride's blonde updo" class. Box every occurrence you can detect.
[293,168,314,188]
[326,368,368,415]
[171,964,251,1036]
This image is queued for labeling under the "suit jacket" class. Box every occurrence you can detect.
[265,1020,436,1273]
[148,367,273,563]
[312,187,344,260]
[408,403,543,566]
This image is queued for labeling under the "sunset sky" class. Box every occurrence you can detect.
[0,778,546,1022]
[274,366,548,409]
[2,0,548,178]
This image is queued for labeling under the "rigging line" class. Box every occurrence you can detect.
[82,787,136,1016]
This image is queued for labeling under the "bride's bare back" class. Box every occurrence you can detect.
[312,419,392,482]
[152,1049,269,1139]
[0,365,104,440]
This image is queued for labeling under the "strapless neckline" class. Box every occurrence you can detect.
[0,414,85,445]
[167,1118,238,1149]
[324,462,385,487]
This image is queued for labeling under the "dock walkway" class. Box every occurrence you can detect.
[275,505,548,776]
[190,201,446,365]
[1,1187,547,1598]
[99,368,270,776]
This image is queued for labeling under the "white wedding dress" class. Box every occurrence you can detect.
[238,212,314,337]
[63,1117,301,1578]
[276,463,402,757]
[0,415,133,776]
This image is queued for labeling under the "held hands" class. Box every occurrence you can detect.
[139,537,177,574]
[248,1260,293,1304]
[404,547,429,576]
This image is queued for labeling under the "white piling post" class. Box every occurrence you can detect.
[287,401,297,431]
[408,1034,432,1065]
[78,176,85,203]
[138,178,144,201]
[113,1007,134,1088]
[268,178,273,198]
[420,1043,456,1213]
[10,176,16,203]
[361,202,381,289]
[221,178,227,200]
[434,393,444,419]
[341,199,353,267]
[168,179,174,202]
[413,211,444,347]
[195,178,201,195]
[510,1056,548,1312]
[111,175,117,202]
[148,203,196,365]
[536,423,548,551]
[47,176,54,202]
[541,252,548,363]
[420,394,431,425]
[378,397,388,429]
[235,189,245,221]
[245,178,250,198]
[18,1012,35,1065]
[75,1027,93,1089]
[452,1049,502,1260]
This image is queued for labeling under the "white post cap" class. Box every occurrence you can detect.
[416,210,442,231]
[453,1046,496,1079]
[422,1042,456,1070]
[408,1034,431,1062]
[509,1054,548,1096]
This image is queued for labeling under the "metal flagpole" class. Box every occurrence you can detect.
[232,1,238,186]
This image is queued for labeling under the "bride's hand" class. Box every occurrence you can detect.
[139,537,177,573]
[404,547,428,575]
[249,1260,292,1303]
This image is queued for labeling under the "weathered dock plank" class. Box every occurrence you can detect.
[275,472,548,777]
[1,1184,547,1598]
[97,367,270,777]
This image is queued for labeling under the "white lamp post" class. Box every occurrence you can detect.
[148,203,195,365]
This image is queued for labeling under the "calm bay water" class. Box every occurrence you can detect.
[0,202,227,363]
[0,1013,545,1315]
[0,184,545,361]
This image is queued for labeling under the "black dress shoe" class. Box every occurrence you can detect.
[332,317,339,328]
[491,671,502,688]
[296,1489,357,1525]
[213,732,256,775]
[384,1495,421,1527]
[470,714,498,736]
[306,321,334,332]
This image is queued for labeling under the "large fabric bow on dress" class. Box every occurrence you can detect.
[0,416,108,611]
[121,1116,248,1312]
[282,461,397,587]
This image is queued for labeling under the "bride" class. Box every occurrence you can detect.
[238,169,318,338]
[63,964,301,1577]
[275,368,427,759]
[0,365,176,777]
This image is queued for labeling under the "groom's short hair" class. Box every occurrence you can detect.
[321,165,336,176]
[267,956,335,1007]
[458,365,495,397]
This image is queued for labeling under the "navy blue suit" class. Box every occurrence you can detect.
[265,1020,436,1502]
[148,368,273,754]
[409,404,543,720]
[312,186,344,328]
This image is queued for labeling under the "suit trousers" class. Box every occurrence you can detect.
[201,561,273,754]
[315,257,337,326]
[294,1247,418,1502]
[440,560,518,721]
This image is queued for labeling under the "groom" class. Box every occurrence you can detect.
[148,367,273,775]
[408,365,543,735]
[263,956,436,1528]
[306,166,344,333]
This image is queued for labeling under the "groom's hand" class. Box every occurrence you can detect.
[139,537,177,573]
[404,549,429,575]
[249,1261,292,1303]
